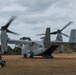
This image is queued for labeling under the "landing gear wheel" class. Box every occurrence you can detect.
[30,53,33,58]
[23,54,27,58]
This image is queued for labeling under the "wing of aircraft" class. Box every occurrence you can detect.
[50,41,76,45]
[8,39,33,45]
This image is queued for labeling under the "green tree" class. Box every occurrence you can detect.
[20,37,31,41]
[13,47,21,55]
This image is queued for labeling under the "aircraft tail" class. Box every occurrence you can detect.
[69,29,76,48]
[44,28,50,48]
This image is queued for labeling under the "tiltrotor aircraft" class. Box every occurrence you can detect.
[0,16,76,58]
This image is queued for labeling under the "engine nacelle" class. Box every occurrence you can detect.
[1,30,8,53]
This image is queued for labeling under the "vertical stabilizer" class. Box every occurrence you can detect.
[44,28,50,48]
[69,29,76,48]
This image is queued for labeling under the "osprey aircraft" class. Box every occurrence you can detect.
[0,16,76,58]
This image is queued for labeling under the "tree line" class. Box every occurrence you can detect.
[0,44,76,55]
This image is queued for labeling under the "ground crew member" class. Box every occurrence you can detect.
[0,52,6,68]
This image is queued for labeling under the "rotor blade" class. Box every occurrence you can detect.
[40,37,45,39]
[61,21,73,31]
[37,31,58,35]
[6,29,19,35]
[2,16,16,30]
[61,33,69,37]
[36,33,45,36]
[50,31,57,34]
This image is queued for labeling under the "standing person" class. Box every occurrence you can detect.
[0,52,6,68]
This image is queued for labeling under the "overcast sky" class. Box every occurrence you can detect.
[0,0,76,42]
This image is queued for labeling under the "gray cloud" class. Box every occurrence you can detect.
[0,0,76,42]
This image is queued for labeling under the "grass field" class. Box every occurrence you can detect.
[0,53,76,75]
